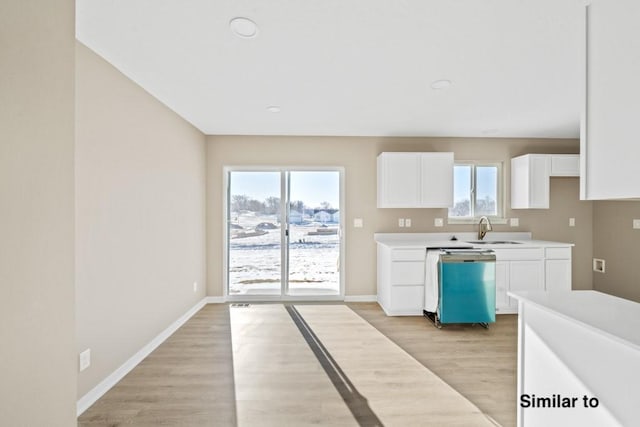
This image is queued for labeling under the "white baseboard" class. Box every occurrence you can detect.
[76,297,208,416]
[344,295,378,302]
[206,296,225,303]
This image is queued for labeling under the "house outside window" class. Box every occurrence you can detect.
[448,162,504,223]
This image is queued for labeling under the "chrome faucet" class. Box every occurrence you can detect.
[477,216,493,240]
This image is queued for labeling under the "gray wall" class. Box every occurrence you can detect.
[207,136,593,297]
[593,201,640,302]
[75,43,207,398]
[0,1,77,425]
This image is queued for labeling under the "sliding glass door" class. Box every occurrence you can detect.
[226,169,342,298]
[227,171,283,295]
[286,171,341,296]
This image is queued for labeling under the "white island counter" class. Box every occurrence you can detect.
[509,290,640,427]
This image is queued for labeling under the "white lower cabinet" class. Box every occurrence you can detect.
[546,260,571,291]
[390,285,424,313]
[495,261,510,313]
[493,249,545,314]
[377,245,425,315]
[544,247,572,292]
[495,259,544,313]
[508,260,544,309]
[377,243,572,316]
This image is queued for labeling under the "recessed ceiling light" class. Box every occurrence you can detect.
[431,79,452,90]
[230,17,258,38]
[266,105,281,113]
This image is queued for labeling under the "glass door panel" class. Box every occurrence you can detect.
[228,171,282,296]
[287,171,340,296]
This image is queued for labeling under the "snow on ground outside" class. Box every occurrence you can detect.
[229,213,340,295]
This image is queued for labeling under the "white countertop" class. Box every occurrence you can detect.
[374,232,574,249]
[509,290,640,351]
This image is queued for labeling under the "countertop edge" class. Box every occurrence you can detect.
[509,290,640,352]
[375,239,575,249]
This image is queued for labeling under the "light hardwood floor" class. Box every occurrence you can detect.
[350,303,517,427]
[78,303,517,427]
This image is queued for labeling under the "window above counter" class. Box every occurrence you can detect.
[448,161,504,224]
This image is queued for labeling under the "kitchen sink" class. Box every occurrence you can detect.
[468,240,522,245]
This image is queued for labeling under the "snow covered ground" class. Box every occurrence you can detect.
[229,213,340,295]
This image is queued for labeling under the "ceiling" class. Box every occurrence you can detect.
[76,0,585,138]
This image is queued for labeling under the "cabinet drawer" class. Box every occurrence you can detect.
[390,285,424,312]
[545,247,571,259]
[493,248,544,261]
[391,249,425,261]
[390,261,425,285]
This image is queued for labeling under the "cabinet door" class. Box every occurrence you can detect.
[582,1,640,199]
[508,260,544,308]
[495,261,510,313]
[390,261,425,285]
[511,155,550,209]
[390,285,425,314]
[550,155,579,177]
[377,153,420,207]
[545,259,572,292]
[420,153,453,207]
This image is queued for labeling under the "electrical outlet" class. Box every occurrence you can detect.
[510,218,519,227]
[434,218,444,227]
[633,219,640,229]
[193,281,198,293]
[405,218,412,227]
[79,349,91,372]
[398,218,405,227]
[353,218,363,228]
[569,218,576,227]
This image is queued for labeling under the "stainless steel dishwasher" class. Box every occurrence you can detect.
[424,249,496,328]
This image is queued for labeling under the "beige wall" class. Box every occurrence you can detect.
[207,136,593,297]
[76,43,207,398]
[0,1,77,425]
[593,201,640,302]
[206,136,379,297]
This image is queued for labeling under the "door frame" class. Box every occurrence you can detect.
[222,165,346,301]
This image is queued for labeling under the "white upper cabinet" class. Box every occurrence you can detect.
[419,153,454,208]
[511,154,551,209]
[511,154,579,209]
[550,154,580,177]
[582,1,640,199]
[377,153,421,207]
[377,152,453,208]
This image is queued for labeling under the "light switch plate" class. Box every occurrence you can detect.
[405,218,412,227]
[569,218,576,227]
[434,218,444,227]
[398,218,405,227]
[353,218,363,228]
[510,218,519,227]
[633,219,640,229]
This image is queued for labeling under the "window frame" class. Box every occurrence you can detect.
[447,161,506,225]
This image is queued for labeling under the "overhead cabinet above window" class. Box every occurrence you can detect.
[377,152,454,208]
